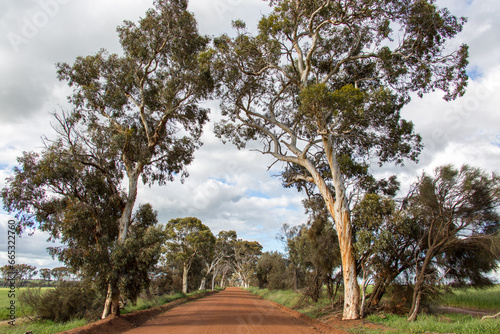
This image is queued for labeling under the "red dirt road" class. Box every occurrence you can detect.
[122,288,333,334]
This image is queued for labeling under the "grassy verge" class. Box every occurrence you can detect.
[366,313,500,334]
[0,319,88,334]
[122,290,216,314]
[245,287,333,318]
[0,289,217,334]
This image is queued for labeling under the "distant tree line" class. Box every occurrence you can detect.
[0,264,76,287]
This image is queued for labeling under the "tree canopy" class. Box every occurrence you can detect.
[213,0,468,319]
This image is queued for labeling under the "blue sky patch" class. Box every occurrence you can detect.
[467,66,483,81]
[245,190,271,199]
[493,135,500,147]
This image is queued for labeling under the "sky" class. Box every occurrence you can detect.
[0,0,499,272]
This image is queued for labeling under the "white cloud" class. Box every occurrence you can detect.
[0,214,62,270]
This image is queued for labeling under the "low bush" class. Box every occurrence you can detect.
[18,282,102,322]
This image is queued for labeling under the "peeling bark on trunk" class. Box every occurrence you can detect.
[118,168,140,243]
[336,209,360,320]
[101,280,120,319]
[103,166,142,318]
[304,152,360,320]
[324,137,360,320]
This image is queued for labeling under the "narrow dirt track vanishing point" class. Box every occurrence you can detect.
[121,287,337,334]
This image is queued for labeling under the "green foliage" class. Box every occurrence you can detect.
[18,282,102,322]
[163,217,215,265]
[407,164,500,318]
[163,217,215,292]
[256,251,287,290]
[214,1,467,318]
[232,239,263,287]
[1,131,166,313]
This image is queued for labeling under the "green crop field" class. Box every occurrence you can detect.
[441,285,500,311]
[0,287,23,322]
[0,287,53,321]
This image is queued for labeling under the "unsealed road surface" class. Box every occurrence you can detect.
[123,287,331,334]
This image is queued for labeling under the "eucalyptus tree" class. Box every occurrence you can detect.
[1,127,165,317]
[199,230,237,290]
[232,240,263,288]
[406,165,500,321]
[57,0,211,243]
[53,0,212,316]
[163,217,216,293]
[213,0,467,319]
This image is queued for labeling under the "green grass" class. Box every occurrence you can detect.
[366,313,500,334]
[245,287,333,318]
[0,319,88,334]
[440,286,500,311]
[0,287,49,321]
[122,290,207,314]
[246,287,302,309]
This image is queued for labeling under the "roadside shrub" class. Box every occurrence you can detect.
[385,284,413,314]
[19,282,102,322]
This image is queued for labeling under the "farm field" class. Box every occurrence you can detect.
[0,287,47,321]
[440,285,500,311]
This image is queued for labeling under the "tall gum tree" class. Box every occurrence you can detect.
[213,0,468,319]
[55,0,212,317]
[163,217,215,294]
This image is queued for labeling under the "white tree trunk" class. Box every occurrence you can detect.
[304,154,360,320]
[182,262,189,294]
[101,280,120,319]
[199,277,207,290]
